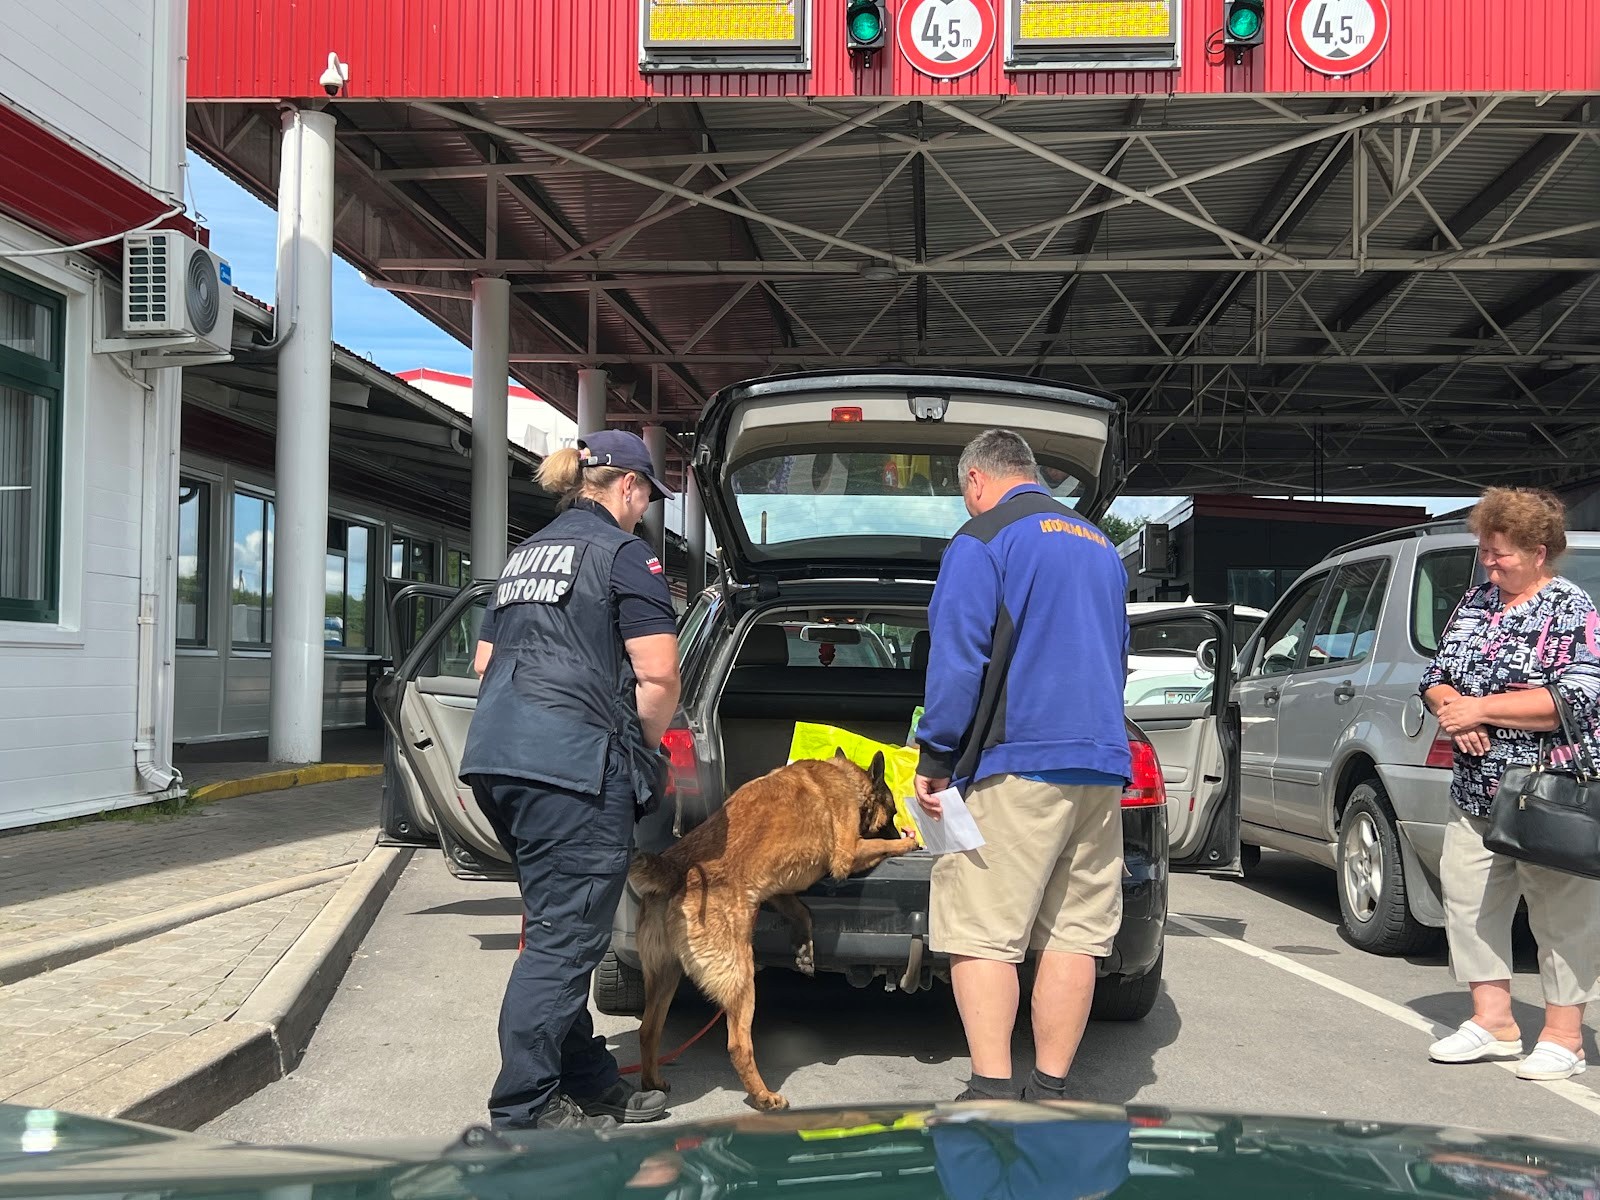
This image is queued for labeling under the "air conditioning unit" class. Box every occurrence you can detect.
[122,231,235,355]
[1139,522,1172,578]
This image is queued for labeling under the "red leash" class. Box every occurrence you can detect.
[519,916,724,1077]
[619,1010,725,1076]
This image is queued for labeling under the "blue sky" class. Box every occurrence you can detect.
[188,154,473,374]
[187,152,1456,522]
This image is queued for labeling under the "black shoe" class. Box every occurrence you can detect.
[954,1076,1021,1103]
[535,1093,619,1131]
[1020,1070,1071,1104]
[573,1079,669,1124]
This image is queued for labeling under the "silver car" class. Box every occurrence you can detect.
[1233,521,1600,954]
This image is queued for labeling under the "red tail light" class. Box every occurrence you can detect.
[660,726,701,798]
[1123,739,1168,808]
[1425,733,1456,770]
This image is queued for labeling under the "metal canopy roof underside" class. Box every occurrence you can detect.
[188,93,1600,498]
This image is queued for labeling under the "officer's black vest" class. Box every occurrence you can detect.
[458,504,649,797]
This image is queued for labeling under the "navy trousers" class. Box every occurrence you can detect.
[469,751,635,1129]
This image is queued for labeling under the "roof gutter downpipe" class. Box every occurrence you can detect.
[253,103,306,354]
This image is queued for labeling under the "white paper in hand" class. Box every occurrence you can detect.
[918,787,985,856]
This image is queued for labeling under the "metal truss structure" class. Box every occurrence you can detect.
[189,93,1600,497]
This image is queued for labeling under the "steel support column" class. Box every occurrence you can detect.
[268,107,336,765]
[470,275,511,580]
[577,368,607,437]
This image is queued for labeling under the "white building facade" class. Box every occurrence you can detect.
[0,0,194,827]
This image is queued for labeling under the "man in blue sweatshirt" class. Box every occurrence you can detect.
[914,429,1131,1105]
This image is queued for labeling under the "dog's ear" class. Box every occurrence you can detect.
[868,750,886,784]
[833,746,849,764]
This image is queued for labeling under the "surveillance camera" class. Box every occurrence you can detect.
[320,52,349,97]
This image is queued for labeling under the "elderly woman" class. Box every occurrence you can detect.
[1421,487,1600,1082]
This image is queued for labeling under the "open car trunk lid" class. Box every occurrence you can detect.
[693,369,1122,585]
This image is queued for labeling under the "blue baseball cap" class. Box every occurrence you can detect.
[578,430,675,501]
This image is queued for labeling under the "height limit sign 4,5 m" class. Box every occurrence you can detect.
[897,0,998,80]
[1287,0,1391,76]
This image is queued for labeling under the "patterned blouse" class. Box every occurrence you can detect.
[1419,576,1600,817]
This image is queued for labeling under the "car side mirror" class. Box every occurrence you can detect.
[1196,638,1218,675]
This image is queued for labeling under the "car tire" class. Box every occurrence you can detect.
[593,949,646,1017]
[1337,781,1438,956]
[1090,952,1163,1022]
[1239,843,1261,872]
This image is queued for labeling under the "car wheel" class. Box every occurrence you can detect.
[1090,952,1163,1022]
[1337,781,1438,956]
[593,949,646,1016]
[1240,843,1261,872]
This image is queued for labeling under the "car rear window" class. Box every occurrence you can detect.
[730,453,1084,551]
[1413,545,1600,655]
[732,613,929,671]
[1412,548,1475,654]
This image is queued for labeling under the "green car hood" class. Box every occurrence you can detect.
[3,1100,1597,1199]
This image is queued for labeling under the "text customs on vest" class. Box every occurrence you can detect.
[496,541,589,608]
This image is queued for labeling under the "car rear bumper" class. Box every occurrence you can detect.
[612,820,1167,985]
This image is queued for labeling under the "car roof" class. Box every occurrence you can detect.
[1331,519,1600,558]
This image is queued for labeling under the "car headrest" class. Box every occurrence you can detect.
[736,624,790,667]
[911,630,932,671]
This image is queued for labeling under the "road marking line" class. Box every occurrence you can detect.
[1169,912,1600,1120]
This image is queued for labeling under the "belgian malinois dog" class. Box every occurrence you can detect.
[627,749,918,1110]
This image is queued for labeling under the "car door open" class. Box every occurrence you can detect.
[376,580,516,881]
[1125,606,1241,875]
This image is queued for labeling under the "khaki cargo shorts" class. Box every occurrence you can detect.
[929,774,1124,963]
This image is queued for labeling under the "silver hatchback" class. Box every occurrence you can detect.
[1233,522,1600,954]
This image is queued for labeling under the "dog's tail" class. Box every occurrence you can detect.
[628,852,681,899]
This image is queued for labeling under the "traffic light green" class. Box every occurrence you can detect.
[846,0,886,51]
[1223,0,1265,48]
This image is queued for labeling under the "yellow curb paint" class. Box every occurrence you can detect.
[187,763,383,804]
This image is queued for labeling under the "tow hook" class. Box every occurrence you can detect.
[899,934,925,993]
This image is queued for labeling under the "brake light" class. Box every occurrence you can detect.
[660,726,701,798]
[1425,733,1456,770]
[831,406,864,423]
[1123,739,1167,808]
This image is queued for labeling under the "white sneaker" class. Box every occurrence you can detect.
[1517,1041,1587,1081]
[1429,1020,1523,1064]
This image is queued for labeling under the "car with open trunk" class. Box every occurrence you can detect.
[377,369,1242,1023]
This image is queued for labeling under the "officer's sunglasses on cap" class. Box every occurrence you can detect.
[579,453,668,503]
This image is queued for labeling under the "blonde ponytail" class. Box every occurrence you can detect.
[537,447,583,497]
[537,445,632,508]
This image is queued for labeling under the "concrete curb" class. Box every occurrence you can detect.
[186,762,383,803]
[107,844,413,1131]
[0,863,359,986]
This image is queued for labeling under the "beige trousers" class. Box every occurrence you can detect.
[929,776,1124,963]
[1441,808,1600,1006]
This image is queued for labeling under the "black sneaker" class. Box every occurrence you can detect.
[953,1077,1021,1103]
[572,1080,669,1124]
[1020,1070,1071,1104]
[535,1093,619,1132]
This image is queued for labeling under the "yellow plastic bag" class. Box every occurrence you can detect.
[787,721,926,846]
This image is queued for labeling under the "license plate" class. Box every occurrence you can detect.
[1164,688,1199,703]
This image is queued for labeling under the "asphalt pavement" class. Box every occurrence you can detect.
[202,849,1600,1148]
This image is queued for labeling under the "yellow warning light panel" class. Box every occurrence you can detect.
[641,0,810,70]
[1008,0,1181,67]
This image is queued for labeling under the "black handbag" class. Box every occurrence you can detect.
[1484,684,1600,880]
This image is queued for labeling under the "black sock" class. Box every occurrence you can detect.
[1029,1069,1069,1094]
[966,1073,1017,1099]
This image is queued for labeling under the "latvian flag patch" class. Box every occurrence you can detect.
[646,556,664,575]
